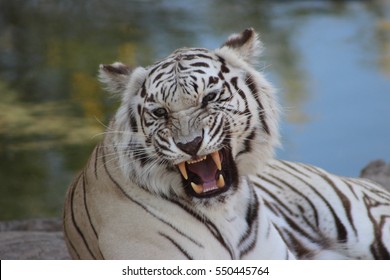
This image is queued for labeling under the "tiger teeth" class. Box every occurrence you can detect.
[211,151,222,171]
[216,174,225,188]
[187,156,207,164]
[177,162,188,180]
[191,182,203,194]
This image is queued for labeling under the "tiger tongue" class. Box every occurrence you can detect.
[187,156,217,184]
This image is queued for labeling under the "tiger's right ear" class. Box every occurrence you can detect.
[219,28,263,65]
[98,62,132,95]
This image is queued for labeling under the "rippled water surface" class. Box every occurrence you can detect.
[1,0,390,220]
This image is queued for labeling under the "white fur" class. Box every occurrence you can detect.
[63,28,390,260]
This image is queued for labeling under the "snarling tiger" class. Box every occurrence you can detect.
[63,28,390,259]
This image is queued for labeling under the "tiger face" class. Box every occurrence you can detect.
[99,28,279,203]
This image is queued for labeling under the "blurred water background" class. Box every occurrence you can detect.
[0,0,389,220]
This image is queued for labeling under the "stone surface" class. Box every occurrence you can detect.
[0,218,70,260]
[360,159,390,191]
[0,231,70,260]
[0,218,62,232]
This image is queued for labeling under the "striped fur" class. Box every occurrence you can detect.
[253,160,390,259]
[63,28,390,259]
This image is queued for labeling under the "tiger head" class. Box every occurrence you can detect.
[99,28,279,204]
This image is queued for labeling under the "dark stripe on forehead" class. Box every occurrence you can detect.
[178,62,188,71]
[221,64,230,73]
[148,60,174,78]
[153,72,165,84]
[190,62,210,68]
[182,53,214,61]
[193,69,206,74]
[208,76,219,86]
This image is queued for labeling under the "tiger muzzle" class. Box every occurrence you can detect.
[176,147,237,198]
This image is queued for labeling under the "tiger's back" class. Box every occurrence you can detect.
[254,160,390,259]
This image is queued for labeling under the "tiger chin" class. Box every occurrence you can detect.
[64,28,390,260]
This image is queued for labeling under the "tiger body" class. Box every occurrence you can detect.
[65,140,295,259]
[63,28,390,259]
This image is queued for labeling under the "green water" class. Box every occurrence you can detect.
[1,0,390,220]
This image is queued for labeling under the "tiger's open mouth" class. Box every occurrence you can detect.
[177,148,235,198]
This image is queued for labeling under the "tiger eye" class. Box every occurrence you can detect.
[202,92,217,106]
[152,108,168,118]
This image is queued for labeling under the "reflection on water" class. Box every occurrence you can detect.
[1,0,390,220]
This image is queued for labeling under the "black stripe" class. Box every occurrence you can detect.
[140,84,147,97]
[253,179,294,215]
[190,62,210,68]
[239,219,258,259]
[279,160,310,178]
[238,188,259,258]
[152,72,165,84]
[209,117,224,140]
[193,69,206,74]
[273,202,320,244]
[63,182,81,259]
[268,163,320,227]
[288,164,348,242]
[101,148,203,250]
[167,198,235,259]
[221,64,230,73]
[156,72,174,88]
[82,173,105,259]
[191,53,213,60]
[82,174,98,239]
[245,75,270,135]
[208,76,219,86]
[131,144,150,167]
[284,231,313,259]
[342,179,360,200]
[178,63,188,71]
[69,174,97,259]
[263,199,279,216]
[81,175,107,259]
[322,174,358,236]
[256,175,322,242]
[362,195,390,259]
[62,225,80,259]
[128,106,138,133]
[208,115,220,136]
[93,144,99,179]
[159,232,193,260]
[351,178,390,200]
[237,129,256,157]
[239,188,258,246]
[229,78,250,129]
[230,77,246,100]
[156,137,170,149]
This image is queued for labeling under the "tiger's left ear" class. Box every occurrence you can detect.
[98,62,132,95]
[220,28,263,64]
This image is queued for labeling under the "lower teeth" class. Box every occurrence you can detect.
[216,174,225,188]
[191,182,203,194]
[190,174,226,194]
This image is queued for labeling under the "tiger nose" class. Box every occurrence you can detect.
[176,136,203,156]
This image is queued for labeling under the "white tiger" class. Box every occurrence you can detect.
[63,28,390,259]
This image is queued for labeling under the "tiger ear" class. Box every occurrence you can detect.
[220,28,263,64]
[98,62,132,94]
